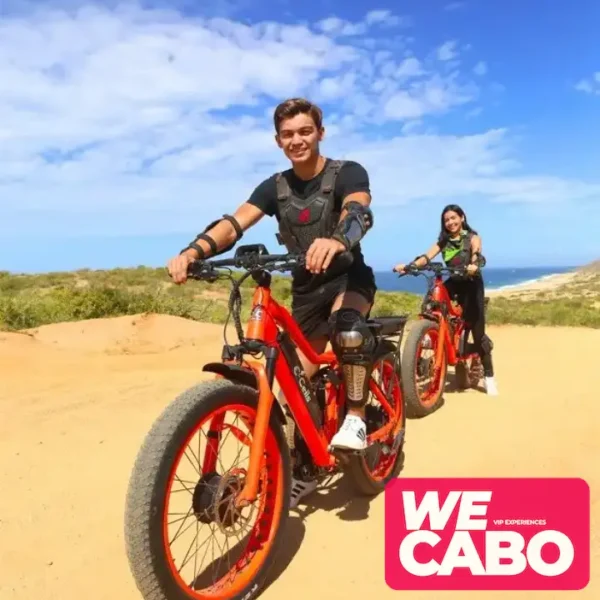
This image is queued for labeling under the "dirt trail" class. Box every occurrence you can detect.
[1,314,598,600]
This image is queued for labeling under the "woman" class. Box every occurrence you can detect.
[393,204,498,396]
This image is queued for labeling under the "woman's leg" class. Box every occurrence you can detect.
[442,276,459,300]
[468,277,498,394]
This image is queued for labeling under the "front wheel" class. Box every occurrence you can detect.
[400,319,447,418]
[124,379,291,600]
[347,343,406,495]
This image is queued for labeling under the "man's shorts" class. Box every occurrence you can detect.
[291,263,377,340]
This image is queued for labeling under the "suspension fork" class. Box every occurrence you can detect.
[202,412,226,474]
[234,361,275,508]
[433,316,454,380]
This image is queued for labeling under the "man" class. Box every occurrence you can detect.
[167,97,378,506]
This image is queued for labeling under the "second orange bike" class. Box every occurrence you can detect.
[398,262,488,418]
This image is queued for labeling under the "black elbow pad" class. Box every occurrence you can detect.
[180,214,243,257]
[332,201,374,250]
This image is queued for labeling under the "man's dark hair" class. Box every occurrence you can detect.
[273,97,323,133]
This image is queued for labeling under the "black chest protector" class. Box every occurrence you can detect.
[441,230,486,279]
[275,160,344,253]
[442,231,474,269]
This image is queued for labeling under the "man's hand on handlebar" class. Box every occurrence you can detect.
[167,250,197,284]
[305,238,346,274]
[166,243,353,285]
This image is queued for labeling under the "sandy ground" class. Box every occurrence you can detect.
[1,313,599,600]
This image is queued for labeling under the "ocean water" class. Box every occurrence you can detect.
[373,266,576,295]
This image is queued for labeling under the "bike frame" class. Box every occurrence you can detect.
[201,267,403,508]
[417,269,481,379]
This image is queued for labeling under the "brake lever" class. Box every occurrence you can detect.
[266,255,305,273]
[187,261,219,282]
[203,271,220,283]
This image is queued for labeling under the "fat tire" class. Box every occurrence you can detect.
[347,344,406,495]
[401,319,447,419]
[123,378,291,600]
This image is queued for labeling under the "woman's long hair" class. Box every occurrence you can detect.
[438,204,477,245]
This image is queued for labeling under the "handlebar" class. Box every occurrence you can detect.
[180,247,354,348]
[187,252,304,281]
[396,261,479,279]
[186,249,355,282]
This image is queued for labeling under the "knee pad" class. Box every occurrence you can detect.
[480,334,494,354]
[328,308,376,408]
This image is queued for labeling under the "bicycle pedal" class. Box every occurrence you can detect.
[329,445,364,460]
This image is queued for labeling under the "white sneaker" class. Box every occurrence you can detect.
[329,414,367,452]
[485,376,499,396]
[289,478,318,509]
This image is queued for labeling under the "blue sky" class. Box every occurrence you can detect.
[1,0,599,273]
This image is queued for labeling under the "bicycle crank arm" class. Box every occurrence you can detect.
[329,446,363,466]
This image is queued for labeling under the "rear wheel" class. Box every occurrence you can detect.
[124,379,291,600]
[401,319,447,418]
[347,343,406,495]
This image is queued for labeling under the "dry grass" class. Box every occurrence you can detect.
[1,263,599,330]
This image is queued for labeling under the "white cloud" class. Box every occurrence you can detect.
[574,72,600,95]
[473,60,487,76]
[444,2,466,10]
[315,8,411,37]
[0,1,599,239]
[315,16,366,37]
[365,10,392,25]
[341,129,600,206]
[437,40,458,61]
[364,9,410,28]
[396,57,424,78]
[384,71,478,120]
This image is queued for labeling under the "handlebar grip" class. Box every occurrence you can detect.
[187,259,205,274]
[186,259,216,280]
[324,250,354,277]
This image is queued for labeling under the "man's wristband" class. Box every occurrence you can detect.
[180,242,205,259]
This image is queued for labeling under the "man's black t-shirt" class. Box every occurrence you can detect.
[246,158,375,294]
[247,158,370,218]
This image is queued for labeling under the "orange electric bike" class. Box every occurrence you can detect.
[124,244,407,600]
[397,262,489,418]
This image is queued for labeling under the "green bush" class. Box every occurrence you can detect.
[1,266,598,330]
[0,286,196,330]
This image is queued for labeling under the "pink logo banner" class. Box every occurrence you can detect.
[385,477,590,591]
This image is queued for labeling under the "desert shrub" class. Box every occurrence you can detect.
[1,267,599,330]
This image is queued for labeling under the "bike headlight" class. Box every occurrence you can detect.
[336,330,364,349]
